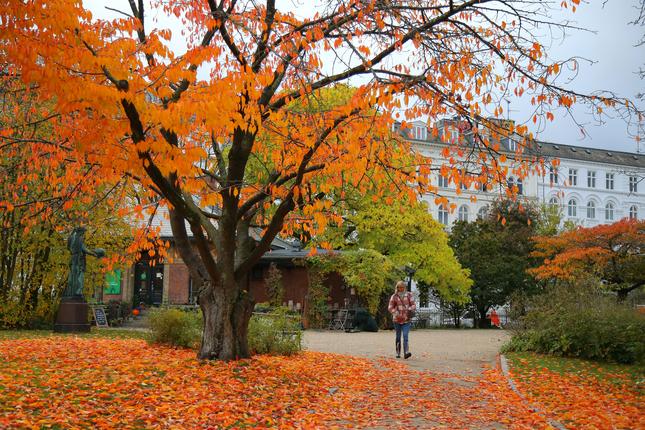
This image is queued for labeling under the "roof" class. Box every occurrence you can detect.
[396,120,645,168]
[141,206,323,256]
[528,141,645,168]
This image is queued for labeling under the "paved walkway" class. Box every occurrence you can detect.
[303,329,509,375]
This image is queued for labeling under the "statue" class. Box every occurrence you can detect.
[62,226,105,297]
[55,226,106,332]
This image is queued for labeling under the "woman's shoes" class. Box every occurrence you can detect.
[404,352,412,359]
[396,354,401,358]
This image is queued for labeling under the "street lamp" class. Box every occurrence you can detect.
[404,265,416,292]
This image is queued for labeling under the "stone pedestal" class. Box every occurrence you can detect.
[54,296,91,333]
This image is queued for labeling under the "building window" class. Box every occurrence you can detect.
[587,171,596,188]
[458,205,469,222]
[586,201,596,219]
[605,202,614,221]
[414,126,426,140]
[567,199,577,217]
[508,139,517,152]
[438,175,449,188]
[549,167,558,184]
[549,197,559,209]
[606,173,614,190]
[629,176,638,193]
[568,168,577,186]
[477,206,489,219]
[438,205,449,225]
[629,205,638,220]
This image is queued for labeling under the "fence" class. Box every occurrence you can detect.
[411,310,511,328]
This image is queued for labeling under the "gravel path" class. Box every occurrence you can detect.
[303,329,509,376]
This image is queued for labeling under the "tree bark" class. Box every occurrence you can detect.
[476,305,491,328]
[198,279,254,360]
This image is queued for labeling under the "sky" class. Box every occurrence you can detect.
[87,0,645,154]
[509,0,644,154]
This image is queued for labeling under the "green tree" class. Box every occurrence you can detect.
[350,200,472,305]
[449,199,540,328]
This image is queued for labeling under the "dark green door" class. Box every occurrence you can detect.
[133,262,164,306]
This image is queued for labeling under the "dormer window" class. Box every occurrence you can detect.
[414,125,427,140]
[508,139,517,152]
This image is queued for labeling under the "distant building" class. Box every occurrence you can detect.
[398,118,645,228]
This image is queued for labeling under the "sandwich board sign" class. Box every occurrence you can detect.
[92,306,109,328]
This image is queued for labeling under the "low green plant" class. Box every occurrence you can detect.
[147,307,202,349]
[504,282,645,364]
[248,307,302,356]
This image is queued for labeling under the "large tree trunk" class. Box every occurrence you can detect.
[198,279,254,360]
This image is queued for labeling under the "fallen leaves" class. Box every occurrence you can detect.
[507,355,644,430]
[1,337,640,429]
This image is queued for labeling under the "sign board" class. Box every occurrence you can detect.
[104,269,121,295]
[92,306,109,328]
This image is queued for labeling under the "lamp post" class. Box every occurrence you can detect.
[404,265,416,293]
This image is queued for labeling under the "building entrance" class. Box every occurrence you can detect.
[133,261,164,306]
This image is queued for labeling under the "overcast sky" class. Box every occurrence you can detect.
[512,0,644,154]
[88,0,644,154]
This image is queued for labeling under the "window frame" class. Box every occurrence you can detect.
[567,199,577,217]
[605,202,615,221]
[568,168,578,186]
[629,205,638,220]
[586,201,596,219]
[438,205,449,225]
[629,176,638,193]
[458,205,469,222]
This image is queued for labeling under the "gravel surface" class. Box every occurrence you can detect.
[303,329,509,376]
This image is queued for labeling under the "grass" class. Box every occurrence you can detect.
[0,327,149,341]
[505,351,644,389]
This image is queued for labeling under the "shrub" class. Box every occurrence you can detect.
[148,307,202,349]
[248,307,302,356]
[504,283,645,364]
[105,300,131,327]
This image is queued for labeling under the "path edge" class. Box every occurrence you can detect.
[499,354,567,430]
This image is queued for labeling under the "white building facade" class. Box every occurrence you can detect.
[401,119,644,320]
[403,119,645,228]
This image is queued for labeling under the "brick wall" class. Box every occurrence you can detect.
[167,263,190,304]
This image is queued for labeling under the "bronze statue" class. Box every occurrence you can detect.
[62,226,105,297]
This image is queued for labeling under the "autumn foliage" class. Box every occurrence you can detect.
[1,0,641,359]
[508,355,644,430]
[1,336,643,429]
[530,219,645,299]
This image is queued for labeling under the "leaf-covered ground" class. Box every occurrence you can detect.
[506,352,644,430]
[0,336,642,429]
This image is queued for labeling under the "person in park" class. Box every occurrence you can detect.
[388,281,416,359]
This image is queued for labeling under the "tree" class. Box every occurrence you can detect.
[0,75,132,327]
[450,199,539,328]
[310,199,472,318]
[348,200,472,305]
[530,219,645,301]
[1,0,639,359]
[310,248,397,314]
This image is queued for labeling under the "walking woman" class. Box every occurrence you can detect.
[388,280,416,359]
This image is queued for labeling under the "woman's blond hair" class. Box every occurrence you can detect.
[395,280,406,290]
